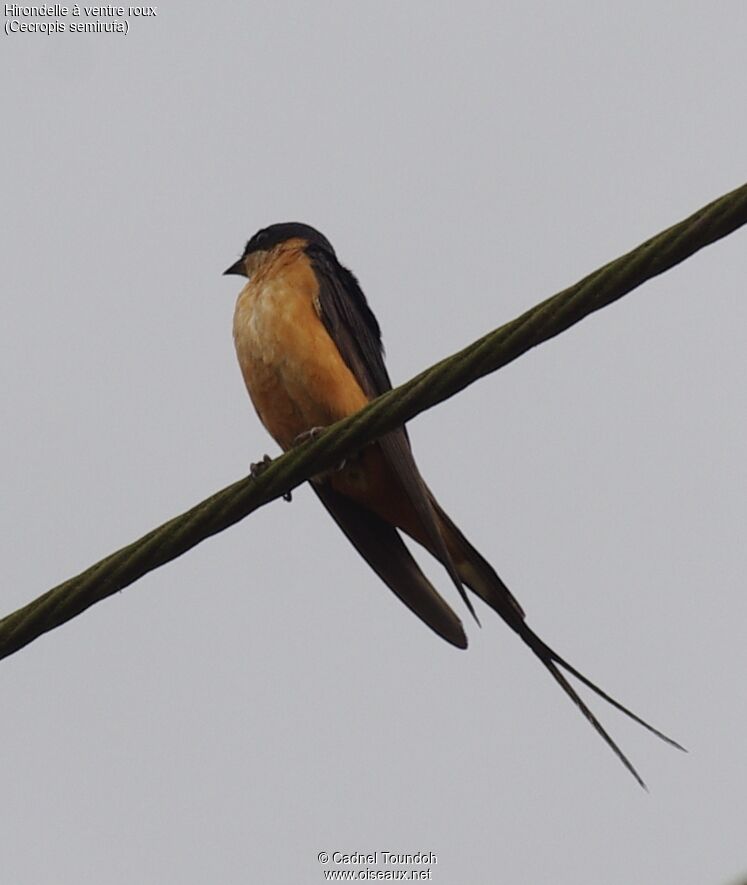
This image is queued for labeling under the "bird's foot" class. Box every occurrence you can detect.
[292,426,326,447]
[292,425,349,474]
[250,454,292,502]
[250,454,272,477]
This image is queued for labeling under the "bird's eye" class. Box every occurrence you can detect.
[245,231,267,257]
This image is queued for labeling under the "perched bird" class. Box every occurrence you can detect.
[225,222,682,786]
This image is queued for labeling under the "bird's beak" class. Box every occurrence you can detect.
[223,257,247,277]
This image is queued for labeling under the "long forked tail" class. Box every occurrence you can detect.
[516,620,685,789]
[430,498,685,787]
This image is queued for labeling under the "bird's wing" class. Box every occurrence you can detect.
[307,247,682,785]
[313,484,467,648]
[308,246,477,621]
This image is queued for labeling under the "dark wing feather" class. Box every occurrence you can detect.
[313,484,467,649]
[308,246,478,622]
[307,246,682,786]
[306,246,390,398]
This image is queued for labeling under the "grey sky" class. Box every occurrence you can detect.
[2,3,746,883]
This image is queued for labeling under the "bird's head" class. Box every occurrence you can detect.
[223,222,335,278]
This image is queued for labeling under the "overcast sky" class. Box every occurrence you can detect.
[2,3,746,883]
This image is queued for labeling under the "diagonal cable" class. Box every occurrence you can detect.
[1,181,746,662]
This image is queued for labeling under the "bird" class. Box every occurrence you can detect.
[224,221,682,787]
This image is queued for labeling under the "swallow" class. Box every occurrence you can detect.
[225,222,682,786]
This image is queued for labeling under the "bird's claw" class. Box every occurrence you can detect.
[250,454,293,503]
[250,454,273,477]
[292,426,326,447]
[293,426,350,474]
